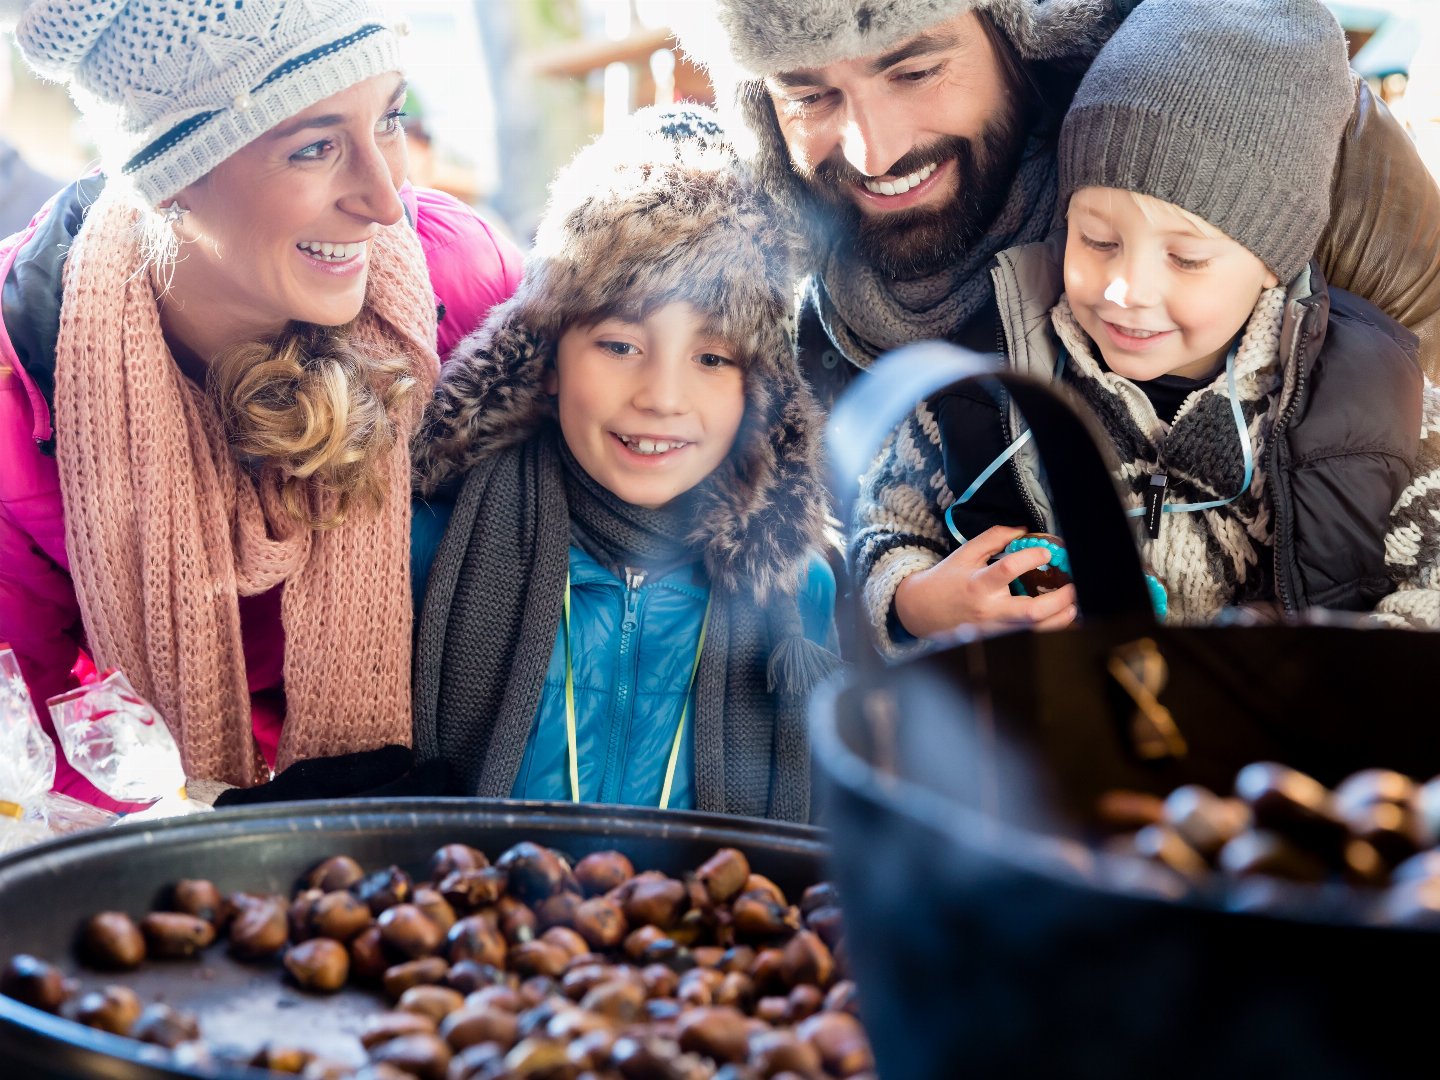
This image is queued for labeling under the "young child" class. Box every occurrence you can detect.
[855,0,1440,656]
[410,107,836,822]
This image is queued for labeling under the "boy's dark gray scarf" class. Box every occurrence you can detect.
[814,136,1058,367]
[412,425,818,821]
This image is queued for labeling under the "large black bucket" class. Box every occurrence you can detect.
[814,344,1440,1079]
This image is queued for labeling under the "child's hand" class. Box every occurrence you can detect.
[893,526,1078,639]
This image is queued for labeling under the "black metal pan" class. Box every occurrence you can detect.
[0,798,828,1080]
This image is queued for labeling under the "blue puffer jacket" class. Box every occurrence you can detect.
[411,501,836,808]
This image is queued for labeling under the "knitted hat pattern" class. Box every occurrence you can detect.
[414,105,828,601]
[1057,0,1354,283]
[16,0,404,205]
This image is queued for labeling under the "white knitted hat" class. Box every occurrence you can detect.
[16,0,405,205]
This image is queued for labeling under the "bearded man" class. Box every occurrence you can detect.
[682,0,1440,399]
[680,0,1440,652]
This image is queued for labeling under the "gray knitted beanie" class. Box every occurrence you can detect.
[15,0,405,205]
[1058,0,1353,283]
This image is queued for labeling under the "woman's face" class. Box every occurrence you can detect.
[170,73,409,340]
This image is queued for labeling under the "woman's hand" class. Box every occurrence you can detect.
[893,526,1078,639]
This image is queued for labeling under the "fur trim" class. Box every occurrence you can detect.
[412,106,830,602]
[680,0,1121,81]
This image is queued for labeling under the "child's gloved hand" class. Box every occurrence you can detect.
[893,525,1078,639]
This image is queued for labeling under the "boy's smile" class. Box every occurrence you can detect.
[549,302,747,510]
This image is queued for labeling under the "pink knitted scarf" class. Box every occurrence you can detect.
[55,195,439,787]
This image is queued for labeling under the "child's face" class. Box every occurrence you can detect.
[549,302,747,510]
[1064,187,1279,381]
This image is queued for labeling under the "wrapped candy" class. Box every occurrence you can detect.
[0,645,61,854]
[47,651,210,819]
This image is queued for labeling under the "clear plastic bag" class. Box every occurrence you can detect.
[0,646,62,854]
[47,651,210,819]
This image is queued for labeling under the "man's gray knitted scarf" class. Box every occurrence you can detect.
[412,425,816,821]
[815,137,1058,367]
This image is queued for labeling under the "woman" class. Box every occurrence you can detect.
[0,0,521,809]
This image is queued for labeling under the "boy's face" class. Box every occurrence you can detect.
[549,302,747,510]
[1064,187,1280,382]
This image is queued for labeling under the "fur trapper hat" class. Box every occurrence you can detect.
[413,105,829,600]
[673,1,1127,272]
[678,0,1122,82]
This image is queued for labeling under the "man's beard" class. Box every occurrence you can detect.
[796,108,1028,280]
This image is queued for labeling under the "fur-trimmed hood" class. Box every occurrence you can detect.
[412,106,830,601]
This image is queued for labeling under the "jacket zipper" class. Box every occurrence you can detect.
[598,567,646,802]
[1270,313,1313,617]
[991,279,1045,532]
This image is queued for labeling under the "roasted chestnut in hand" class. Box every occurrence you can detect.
[80,911,146,970]
[284,938,350,993]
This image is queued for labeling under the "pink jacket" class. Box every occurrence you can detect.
[0,182,522,809]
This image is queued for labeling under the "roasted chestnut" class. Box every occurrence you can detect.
[573,851,635,897]
[73,984,142,1035]
[0,955,74,1013]
[378,903,445,961]
[227,893,290,959]
[79,912,146,970]
[139,912,216,959]
[170,879,224,926]
[284,938,350,993]
[306,855,365,893]
[497,842,573,905]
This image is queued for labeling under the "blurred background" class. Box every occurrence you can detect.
[2,0,1438,245]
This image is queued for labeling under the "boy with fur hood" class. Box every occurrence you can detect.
[856,0,1440,656]
[411,107,836,822]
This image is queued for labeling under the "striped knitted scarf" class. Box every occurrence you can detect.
[1051,287,1288,622]
[55,194,439,786]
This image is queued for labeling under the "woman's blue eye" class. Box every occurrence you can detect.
[697,353,734,368]
[598,340,638,356]
[291,139,335,162]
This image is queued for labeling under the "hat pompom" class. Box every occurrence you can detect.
[16,0,129,78]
